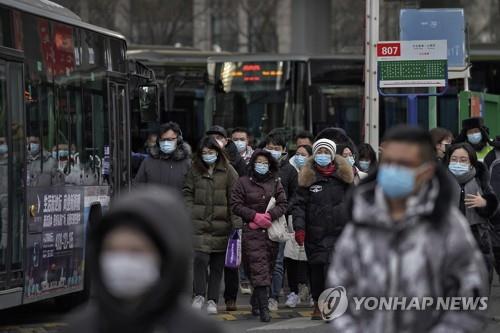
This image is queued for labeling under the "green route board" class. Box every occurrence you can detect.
[379,60,447,81]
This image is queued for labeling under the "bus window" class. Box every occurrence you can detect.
[209,61,301,144]
[109,38,126,73]
[0,64,6,272]
[8,62,25,270]
[0,6,12,48]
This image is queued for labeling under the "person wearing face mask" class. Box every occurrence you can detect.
[446,142,498,283]
[292,138,354,320]
[206,125,246,310]
[262,132,290,311]
[454,117,493,162]
[340,145,367,185]
[64,186,223,333]
[26,135,61,187]
[134,122,191,193]
[430,127,453,162]
[230,149,287,322]
[357,143,378,174]
[207,125,247,177]
[281,144,313,308]
[231,127,254,164]
[328,126,489,332]
[183,136,241,315]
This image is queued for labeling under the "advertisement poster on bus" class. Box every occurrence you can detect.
[24,187,85,303]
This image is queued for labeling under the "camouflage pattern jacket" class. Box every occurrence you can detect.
[328,167,489,333]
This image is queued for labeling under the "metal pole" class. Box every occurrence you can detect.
[407,94,418,126]
[428,87,437,129]
[364,0,380,149]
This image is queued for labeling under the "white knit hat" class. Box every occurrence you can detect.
[313,138,336,157]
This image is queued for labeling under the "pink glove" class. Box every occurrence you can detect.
[249,222,259,230]
[254,213,272,229]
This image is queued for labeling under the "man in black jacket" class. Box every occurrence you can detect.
[64,186,223,333]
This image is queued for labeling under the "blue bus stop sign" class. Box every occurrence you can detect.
[400,9,466,68]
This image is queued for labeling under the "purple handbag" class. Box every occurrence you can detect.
[224,229,242,268]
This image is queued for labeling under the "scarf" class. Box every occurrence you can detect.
[315,163,335,177]
[455,167,476,185]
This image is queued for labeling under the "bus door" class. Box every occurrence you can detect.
[0,47,25,309]
[108,78,130,194]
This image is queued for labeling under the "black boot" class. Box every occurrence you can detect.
[250,292,259,316]
[256,286,271,323]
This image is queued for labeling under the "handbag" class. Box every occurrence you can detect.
[284,216,307,261]
[224,229,242,268]
[266,180,291,243]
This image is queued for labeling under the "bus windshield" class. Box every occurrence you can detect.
[207,61,298,143]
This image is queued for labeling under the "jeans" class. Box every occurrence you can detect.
[270,242,285,300]
[193,251,225,303]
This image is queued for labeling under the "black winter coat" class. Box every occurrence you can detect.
[225,141,247,176]
[134,142,191,192]
[292,155,354,264]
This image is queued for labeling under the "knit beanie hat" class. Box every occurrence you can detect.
[313,138,336,157]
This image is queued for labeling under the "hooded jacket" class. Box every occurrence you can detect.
[230,150,287,286]
[292,155,354,264]
[328,166,489,333]
[64,186,222,333]
[134,142,192,191]
[183,156,241,253]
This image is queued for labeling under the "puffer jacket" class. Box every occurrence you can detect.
[292,155,354,264]
[231,150,288,287]
[183,158,241,253]
[328,166,489,333]
[134,142,191,192]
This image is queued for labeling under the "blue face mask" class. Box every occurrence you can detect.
[29,143,40,155]
[234,140,247,153]
[377,164,418,199]
[448,162,470,176]
[0,144,7,154]
[359,160,371,172]
[265,148,282,161]
[53,150,69,159]
[202,153,218,165]
[295,155,307,169]
[254,162,269,175]
[314,153,332,167]
[159,140,176,154]
[467,132,482,144]
[346,156,355,166]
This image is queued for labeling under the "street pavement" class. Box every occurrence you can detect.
[0,279,499,332]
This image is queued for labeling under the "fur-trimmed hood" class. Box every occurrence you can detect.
[298,155,354,187]
[159,142,192,161]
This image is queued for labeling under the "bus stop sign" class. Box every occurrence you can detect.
[377,40,447,88]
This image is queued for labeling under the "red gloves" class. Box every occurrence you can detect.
[250,213,272,229]
[295,230,305,246]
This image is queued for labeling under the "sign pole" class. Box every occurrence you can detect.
[364,0,379,149]
[407,94,418,126]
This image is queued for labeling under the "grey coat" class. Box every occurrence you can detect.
[328,167,489,333]
[134,143,191,192]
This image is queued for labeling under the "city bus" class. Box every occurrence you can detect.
[205,51,500,148]
[205,54,365,148]
[127,46,228,147]
[0,0,154,309]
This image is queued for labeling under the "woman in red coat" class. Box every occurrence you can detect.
[231,149,287,322]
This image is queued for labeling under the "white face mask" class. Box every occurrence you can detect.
[100,251,160,299]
